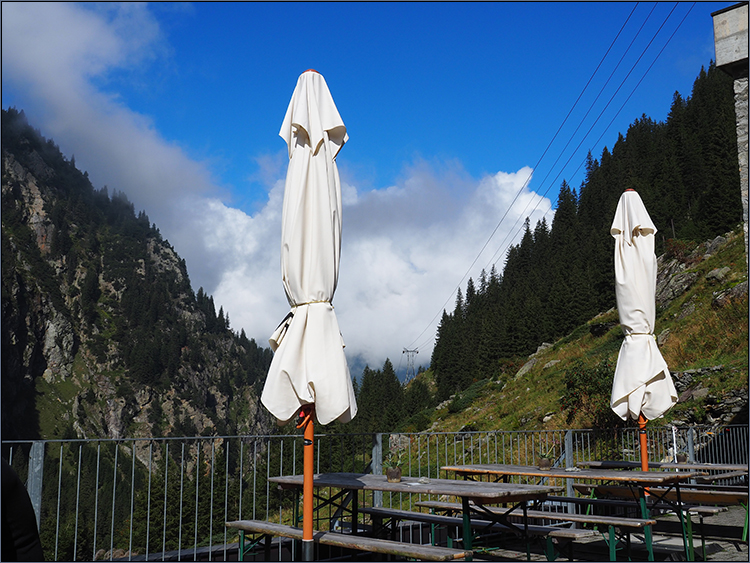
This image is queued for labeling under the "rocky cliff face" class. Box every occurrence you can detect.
[2,109,274,441]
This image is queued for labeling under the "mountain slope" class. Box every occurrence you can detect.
[2,108,274,442]
[403,229,748,434]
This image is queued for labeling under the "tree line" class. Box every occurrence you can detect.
[431,62,742,401]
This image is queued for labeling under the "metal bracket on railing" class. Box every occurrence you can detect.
[28,441,44,530]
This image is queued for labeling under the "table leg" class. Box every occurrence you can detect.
[638,492,655,562]
[462,496,473,561]
[674,484,693,561]
[522,501,530,562]
[352,489,359,535]
[608,524,616,561]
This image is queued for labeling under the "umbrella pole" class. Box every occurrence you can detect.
[297,405,315,562]
[638,413,649,473]
[638,413,651,497]
[637,413,655,561]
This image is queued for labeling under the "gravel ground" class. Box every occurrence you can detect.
[470,505,748,561]
[690,504,747,562]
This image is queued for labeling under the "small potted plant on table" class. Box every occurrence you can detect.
[383,450,405,482]
[537,447,555,470]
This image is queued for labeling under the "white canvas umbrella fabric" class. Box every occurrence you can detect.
[261,70,358,426]
[610,190,678,421]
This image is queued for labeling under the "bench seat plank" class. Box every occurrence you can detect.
[414,500,655,529]
[544,495,727,516]
[226,520,471,561]
[359,506,598,540]
[573,483,748,506]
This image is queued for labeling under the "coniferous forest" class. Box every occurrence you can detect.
[429,62,742,402]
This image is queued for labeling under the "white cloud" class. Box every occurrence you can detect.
[2,2,555,375]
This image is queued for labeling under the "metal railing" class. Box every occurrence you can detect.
[3,424,746,561]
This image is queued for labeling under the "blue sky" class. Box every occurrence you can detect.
[1,2,730,375]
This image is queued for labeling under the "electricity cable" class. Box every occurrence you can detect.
[483,2,682,272]
[563,2,697,185]
[407,2,691,358]
[405,3,640,351]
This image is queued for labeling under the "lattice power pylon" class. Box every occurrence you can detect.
[403,348,418,383]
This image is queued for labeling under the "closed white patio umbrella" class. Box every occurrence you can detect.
[610,189,677,422]
[261,69,357,561]
[610,189,678,469]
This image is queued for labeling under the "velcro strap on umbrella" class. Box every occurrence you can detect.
[293,300,332,307]
[268,302,335,351]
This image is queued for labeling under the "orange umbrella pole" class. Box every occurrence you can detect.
[638,413,650,496]
[638,413,649,471]
[297,405,315,561]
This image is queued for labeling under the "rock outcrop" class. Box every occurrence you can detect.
[2,108,274,442]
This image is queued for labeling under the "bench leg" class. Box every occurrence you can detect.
[608,525,616,562]
[683,510,695,562]
[673,485,694,561]
[238,530,271,562]
[461,497,473,562]
[698,514,707,562]
[639,494,655,562]
[544,536,557,561]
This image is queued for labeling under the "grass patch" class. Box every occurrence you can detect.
[661,295,748,370]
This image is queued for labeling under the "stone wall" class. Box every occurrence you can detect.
[735,76,749,269]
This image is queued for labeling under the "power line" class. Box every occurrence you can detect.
[485,2,687,273]
[407,2,694,356]
[406,2,641,350]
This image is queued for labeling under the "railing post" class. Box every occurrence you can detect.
[564,430,574,498]
[687,426,695,462]
[27,441,44,530]
[372,433,382,507]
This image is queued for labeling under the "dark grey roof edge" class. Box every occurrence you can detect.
[711,2,748,18]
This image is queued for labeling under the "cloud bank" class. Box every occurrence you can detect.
[2,3,554,373]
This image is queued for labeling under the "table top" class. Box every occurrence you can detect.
[268,472,560,503]
[442,463,707,484]
[577,460,749,473]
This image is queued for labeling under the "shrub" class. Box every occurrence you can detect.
[561,359,625,427]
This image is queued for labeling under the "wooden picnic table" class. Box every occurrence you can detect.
[442,463,707,562]
[269,472,560,560]
[576,460,749,545]
[577,459,748,473]
[442,463,705,484]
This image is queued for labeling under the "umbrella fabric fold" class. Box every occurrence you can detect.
[261,70,357,427]
[610,190,677,421]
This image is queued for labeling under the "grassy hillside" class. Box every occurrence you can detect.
[405,227,748,433]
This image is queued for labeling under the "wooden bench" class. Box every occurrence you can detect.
[546,494,727,517]
[544,496,728,562]
[360,506,598,539]
[226,519,472,561]
[570,484,743,559]
[572,483,748,506]
[695,470,748,484]
[415,500,655,529]
[414,499,653,561]
[359,506,598,562]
